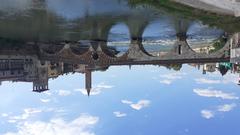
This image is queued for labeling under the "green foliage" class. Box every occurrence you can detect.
[164,64,182,71]
[128,0,240,33]
[209,37,227,53]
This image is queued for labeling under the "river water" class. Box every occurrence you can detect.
[0,0,240,135]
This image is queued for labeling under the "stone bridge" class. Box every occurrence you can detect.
[38,39,230,67]
[36,18,231,66]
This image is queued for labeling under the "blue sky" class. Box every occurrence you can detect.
[0,1,239,135]
[0,64,240,135]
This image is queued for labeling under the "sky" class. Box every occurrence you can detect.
[0,1,239,135]
[0,64,240,135]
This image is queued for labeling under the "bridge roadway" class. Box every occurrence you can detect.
[39,54,229,66]
[109,58,230,66]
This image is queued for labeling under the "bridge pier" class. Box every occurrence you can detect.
[126,16,150,41]
[127,38,151,59]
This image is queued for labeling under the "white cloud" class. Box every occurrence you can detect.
[1,113,8,117]
[195,75,238,85]
[193,88,239,100]
[97,83,114,89]
[121,100,133,104]
[217,104,237,112]
[4,114,99,135]
[40,99,51,103]
[24,108,42,114]
[201,110,214,119]
[159,73,186,85]
[122,100,151,110]
[195,78,221,84]
[159,80,172,85]
[58,90,71,96]
[160,73,185,80]
[222,74,238,84]
[200,103,237,119]
[113,111,127,118]
[7,119,17,123]
[44,91,52,96]
[75,83,114,96]
[8,108,42,122]
[131,100,151,110]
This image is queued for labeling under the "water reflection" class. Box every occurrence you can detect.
[1,0,240,135]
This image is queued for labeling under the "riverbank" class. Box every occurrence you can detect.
[172,0,240,17]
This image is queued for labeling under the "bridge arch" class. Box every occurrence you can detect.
[106,22,131,57]
[39,43,92,60]
[141,19,177,57]
[69,44,90,55]
[186,21,226,55]
[40,44,65,55]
